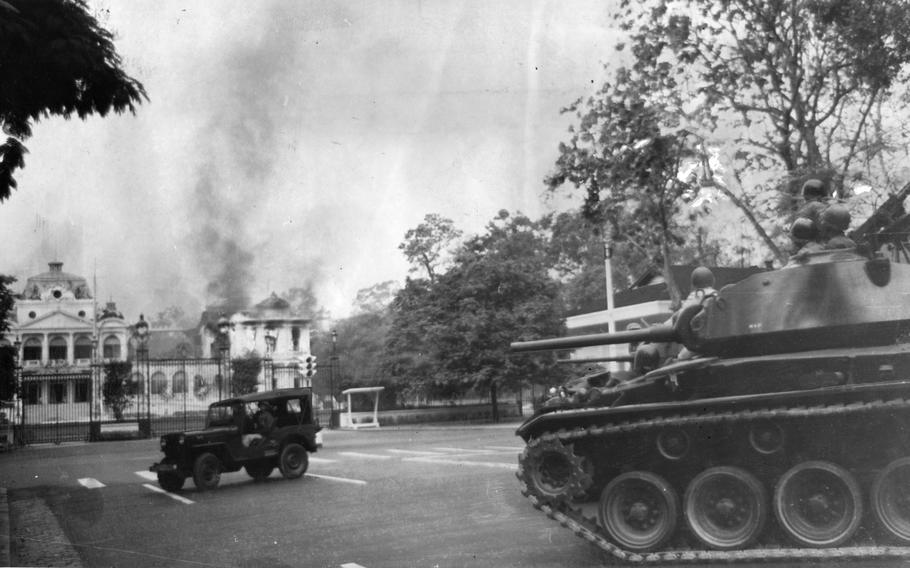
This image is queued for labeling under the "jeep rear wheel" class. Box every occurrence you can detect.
[193,452,222,491]
[245,461,274,481]
[279,443,308,479]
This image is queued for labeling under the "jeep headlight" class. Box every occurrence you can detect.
[159,436,167,449]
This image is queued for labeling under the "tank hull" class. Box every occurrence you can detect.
[516,348,910,562]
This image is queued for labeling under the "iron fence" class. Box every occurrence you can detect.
[16,357,316,444]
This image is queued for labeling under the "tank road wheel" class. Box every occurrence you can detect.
[192,452,222,491]
[748,421,785,455]
[279,443,309,479]
[774,461,862,547]
[684,466,767,550]
[518,439,593,502]
[599,471,678,552]
[656,428,691,461]
[245,460,275,482]
[872,457,910,543]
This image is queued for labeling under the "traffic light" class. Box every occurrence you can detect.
[304,355,317,377]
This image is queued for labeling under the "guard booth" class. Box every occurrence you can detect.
[339,386,384,430]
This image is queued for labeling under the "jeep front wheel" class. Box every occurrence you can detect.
[245,461,274,481]
[193,452,222,491]
[279,443,308,479]
[157,471,186,492]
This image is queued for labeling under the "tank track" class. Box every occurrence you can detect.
[517,397,910,564]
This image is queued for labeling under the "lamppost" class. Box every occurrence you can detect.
[12,336,21,441]
[135,315,150,435]
[90,334,98,426]
[217,315,231,398]
[330,329,337,427]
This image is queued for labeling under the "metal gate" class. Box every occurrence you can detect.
[19,371,95,444]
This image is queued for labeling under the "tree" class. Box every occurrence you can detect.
[0,275,15,335]
[548,210,653,314]
[603,0,910,264]
[385,210,567,419]
[231,354,262,395]
[319,311,397,408]
[352,280,399,315]
[102,361,133,421]
[0,346,16,401]
[547,71,701,307]
[399,214,463,281]
[0,0,148,200]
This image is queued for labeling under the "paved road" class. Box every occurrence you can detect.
[3,424,908,568]
[0,423,607,567]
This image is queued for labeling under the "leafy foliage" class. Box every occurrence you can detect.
[547,70,702,305]
[597,0,910,264]
[0,275,15,336]
[398,214,463,281]
[0,0,148,199]
[0,346,16,401]
[352,280,400,315]
[102,361,133,421]
[384,211,568,410]
[231,354,262,395]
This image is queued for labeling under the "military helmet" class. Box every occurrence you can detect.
[820,203,851,232]
[690,266,716,290]
[790,217,818,241]
[801,178,827,199]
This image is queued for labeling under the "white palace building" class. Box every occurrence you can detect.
[0,261,317,441]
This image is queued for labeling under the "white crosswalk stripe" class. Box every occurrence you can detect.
[339,451,393,460]
[78,478,105,489]
[309,457,339,464]
[142,483,195,504]
[402,456,518,470]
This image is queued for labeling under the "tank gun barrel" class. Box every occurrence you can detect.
[556,356,634,364]
[510,325,677,354]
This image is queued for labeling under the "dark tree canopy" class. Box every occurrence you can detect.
[384,211,567,405]
[0,0,147,199]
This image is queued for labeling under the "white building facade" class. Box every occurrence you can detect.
[3,261,129,412]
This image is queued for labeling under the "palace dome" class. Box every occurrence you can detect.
[22,261,92,300]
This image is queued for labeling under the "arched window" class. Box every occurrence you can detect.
[172,371,186,395]
[130,372,144,396]
[151,371,167,396]
[74,336,92,360]
[49,336,67,361]
[22,337,41,362]
[103,336,121,360]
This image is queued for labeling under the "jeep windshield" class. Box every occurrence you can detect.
[205,404,237,428]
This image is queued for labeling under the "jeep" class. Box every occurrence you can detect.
[150,388,321,491]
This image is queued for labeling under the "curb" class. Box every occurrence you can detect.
[0,488,9,568]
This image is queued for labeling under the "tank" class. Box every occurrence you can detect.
[512,183,910,563]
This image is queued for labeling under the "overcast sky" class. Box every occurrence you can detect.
[0,0,619,321]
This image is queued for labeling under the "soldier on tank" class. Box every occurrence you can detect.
[819,203,856,249]
[790,178,829,252]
